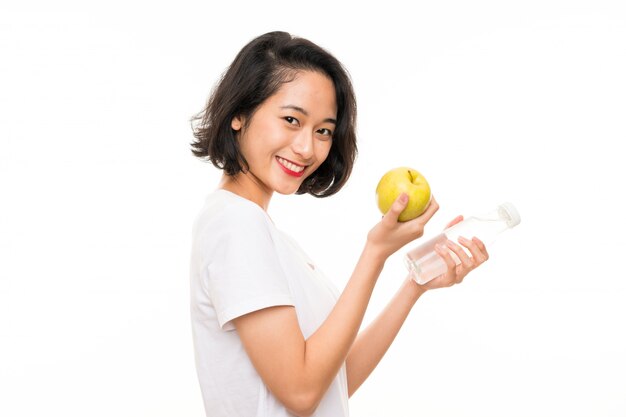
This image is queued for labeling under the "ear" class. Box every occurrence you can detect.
[231,115,243,131]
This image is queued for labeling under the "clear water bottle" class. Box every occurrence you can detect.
[405,202,521,285]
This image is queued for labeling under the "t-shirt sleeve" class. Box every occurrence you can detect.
[205,203,294,331]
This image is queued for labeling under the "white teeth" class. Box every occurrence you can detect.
[277,157,305,173]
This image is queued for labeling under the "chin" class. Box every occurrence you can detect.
[267,172,305,195]
[274,186,301,196]
[272,181,304,196]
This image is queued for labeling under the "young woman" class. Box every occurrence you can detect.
[189,31,489,417]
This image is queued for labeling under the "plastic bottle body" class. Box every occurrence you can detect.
[405,203,520,285]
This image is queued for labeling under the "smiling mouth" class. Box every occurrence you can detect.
[276,156,307,177]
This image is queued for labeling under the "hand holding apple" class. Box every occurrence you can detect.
[376,167,432,222]
[367,177,438,261]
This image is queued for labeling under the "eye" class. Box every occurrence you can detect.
[317,128,333,139]
[284,116,299,126]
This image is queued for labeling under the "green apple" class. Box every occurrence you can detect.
[376,167,432,222]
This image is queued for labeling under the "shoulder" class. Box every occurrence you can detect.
[194,190,274,241]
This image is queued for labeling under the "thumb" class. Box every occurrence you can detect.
[444,215,464,229]
[384,193,409,223]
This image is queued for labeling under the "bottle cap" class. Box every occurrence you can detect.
[499,202,521,228]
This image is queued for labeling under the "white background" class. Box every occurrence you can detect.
[1,0,625,416]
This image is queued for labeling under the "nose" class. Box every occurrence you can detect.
[291,130,314,161]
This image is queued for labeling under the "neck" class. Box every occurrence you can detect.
[219,173,272,211]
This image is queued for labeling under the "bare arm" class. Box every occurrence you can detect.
[233,195,439,416]
[346,276,425,397]
[234,243,385,416]
[345,217,491,397]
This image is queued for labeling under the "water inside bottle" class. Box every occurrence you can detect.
[405,203,520,285]
[405,233,458,285]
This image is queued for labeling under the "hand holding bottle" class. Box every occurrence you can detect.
[413,215,490,289]
[406,202,521,287]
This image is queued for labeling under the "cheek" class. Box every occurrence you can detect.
[318,142,333,163]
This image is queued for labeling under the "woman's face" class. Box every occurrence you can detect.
[231,70,337,199]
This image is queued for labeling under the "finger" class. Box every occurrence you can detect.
[382,193,409,225]
[472,237,489,261]
[458,236,488,264]
[444,215,464,229]
[434,243,458,286]
[445,239,474,270]
[414,196,439,224]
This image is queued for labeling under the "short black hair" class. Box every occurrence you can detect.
[190,31,357,197]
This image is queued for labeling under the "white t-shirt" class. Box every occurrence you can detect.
[190,189,349,417]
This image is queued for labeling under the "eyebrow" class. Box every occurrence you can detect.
[280,105,337,125]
